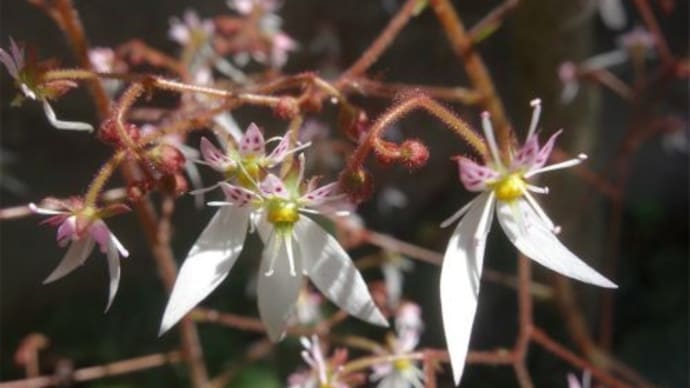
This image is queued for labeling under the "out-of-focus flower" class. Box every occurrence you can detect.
[88,47,124,97]
[380,252,413,309]
[288,335,349,388]
[291,288,324,326]
[597,0,627,30]
[440,99,617,385]
[370,303,425,388]
[558,61,580,104]
[0,148,28,195]
[30,199,130,311]
[169,10,214,47]
[618,26,656,62]
[567,370,592,388]
[0,38,93,131]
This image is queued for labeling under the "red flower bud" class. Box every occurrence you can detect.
[148,144,186,175]
[127,180,151,203]
[99,118,140,147]
[399,139,429,170]
[274,97,299,120]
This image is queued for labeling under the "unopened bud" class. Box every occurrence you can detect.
[399,139,429,170]
[99,118,141,147]
[148,144,186,175]
[127,180,151,203]
[274,97,300,120]
[338,167,374,203]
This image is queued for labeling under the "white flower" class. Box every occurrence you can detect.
[440,99,617,385]
[168,10,214,46]
[567,370,592,388]
[381,252,414,309]
[0,38,93,132]
[159,163,388,339]
[30,199,129,311]
[288,335,349,388]
[371,303,425,388]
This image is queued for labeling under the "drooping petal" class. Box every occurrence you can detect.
[159,206,250,334]
[42,100,94,132]
[257,234,303,341]
[104,235,122,312]
[299,182,339,207]
[496,199,617,288]
[295,217,388,327]
[239,123,266,157]
[440,192,494,385]
[456,156,499,192]
[44,237,96,284]
[218,181,261,207]
[260,174,290,199]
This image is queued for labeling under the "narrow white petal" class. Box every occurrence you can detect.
[440,192,494,385]
[481,111,503,169]
[44,237,95,284]
[295,217,388,327]
[42,100,94,132]
[496,199,617,288]
[257,236,303,341]
[159,206,249,335]
[104,237,122,312]
[28,203,66,215]
[599,0,626,30]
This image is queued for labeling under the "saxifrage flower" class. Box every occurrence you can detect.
[440,99,617,385]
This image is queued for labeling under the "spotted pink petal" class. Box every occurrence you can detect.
[265,134,290,166]
[456,157,499,192]
[218,182,259,207]
[260,174,289,199]
[532,130,562,170]
[239,123,266,157]
[513,135,540,169]
[200,137,235,171]
[300,182,338,207]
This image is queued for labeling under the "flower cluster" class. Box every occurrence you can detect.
[160,123,388,340]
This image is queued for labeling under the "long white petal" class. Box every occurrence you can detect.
[104,236,122,312]
[295,217,388,327]
[42,100,94,132]
[496,199,617,288]
[44,237,95,284]
[159,206,249,335]
[257,235,303,341]
[440,192,494,385]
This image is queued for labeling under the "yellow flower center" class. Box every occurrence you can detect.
[266,199,300,226]
[491,172,526,202]
[394,358,412,371]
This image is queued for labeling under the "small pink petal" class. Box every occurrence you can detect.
[56,216,77,245]
[265,134,290,165]
[260,174,289,198]
[456,157,498,192]
[533,130,562,170]
[300,182,338,206]
[200,137,234,171]
[239,123,266,157]
[513,135,540,169]
[218,182,259,207]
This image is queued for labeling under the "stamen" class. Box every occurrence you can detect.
[526,184,549,195]
[206,201,232,207]
[264,234,280,276]
[189,183,219,196]
[440,196,476,228]
[525,153,587,178]
[473,192,496,243]
[527,98,542,141]
[28,203,65,215]
[481,111,503,169]
[523,191,560,233]
[285,234,297,276]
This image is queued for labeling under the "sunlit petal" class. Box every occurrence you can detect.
[496,199,617,288]
[104,236,122,312]
[440,192,494,385]
[44,237,96,284]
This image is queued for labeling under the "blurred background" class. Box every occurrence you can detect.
[0,0,687,386]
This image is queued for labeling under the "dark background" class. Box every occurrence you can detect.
[0,0,687,387]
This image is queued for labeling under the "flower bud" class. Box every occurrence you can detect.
[99,118,141,147]
[338,167,374,203]
[127,180,151,203]
[274,97,299,119]
[158,173,189,197]
[148,144,186,175]
[373,139,400,166]
[399,139,429,170]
